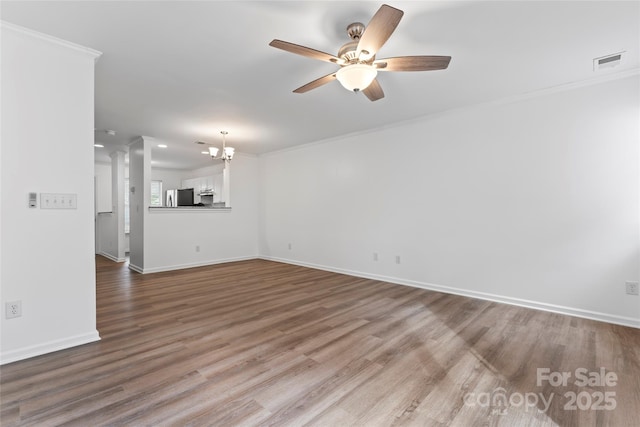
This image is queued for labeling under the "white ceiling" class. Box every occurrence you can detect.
[2,1,638,170]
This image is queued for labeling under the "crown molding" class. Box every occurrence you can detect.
[260,68,640,158]
[1,20,102,62]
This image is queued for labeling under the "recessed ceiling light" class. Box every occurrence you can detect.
[94,144,104,148]
[157,144,168,148]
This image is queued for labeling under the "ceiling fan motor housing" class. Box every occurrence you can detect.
[338,41,360,62]
[339,22,370,64]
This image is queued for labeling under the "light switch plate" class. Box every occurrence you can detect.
[41,193,77,209]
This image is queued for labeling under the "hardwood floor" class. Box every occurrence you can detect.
[1,257,639,426]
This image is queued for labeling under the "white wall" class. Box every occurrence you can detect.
[181,163,225,182]
[151,168,183,195]
[259,75,640,327]
[95,152,126,261]
[128,137,150,272]
[111,151,126,260]
[96,213,117,258]
[94,162,112,213]
[94,162,111,254]
[144,154,259,272]
[0,23,102,364]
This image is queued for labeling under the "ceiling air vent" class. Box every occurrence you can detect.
[593,52,624,71]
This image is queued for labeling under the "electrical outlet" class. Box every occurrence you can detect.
[288,243,292,250]
[6,301,22,319]
[626,281,639,296]
[195,245,200,252]
[373,252,379,261]
[395,255,401,264]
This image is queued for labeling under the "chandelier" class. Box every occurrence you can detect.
[209,131,235,161]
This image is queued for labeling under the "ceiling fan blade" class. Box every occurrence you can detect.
[293,72,337,93]
[374,56,451,72]
[269,39,342,64]
[357,4,404,60]
[362,78,384,102]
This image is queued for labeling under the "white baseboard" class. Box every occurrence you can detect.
[134,255,258,274]
[261,256,640,329]
[128,263,143,273]
[98,252,126,263]
[0,330,100,365]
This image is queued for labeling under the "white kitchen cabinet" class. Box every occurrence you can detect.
[180,176,217,204]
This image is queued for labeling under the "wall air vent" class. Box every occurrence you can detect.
[593,52,625,71]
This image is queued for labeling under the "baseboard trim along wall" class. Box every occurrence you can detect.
[0,331,100,365]
[128,263,143,274]
[98,252,126,263]
[261,256,640,329]
[134,255,258,274]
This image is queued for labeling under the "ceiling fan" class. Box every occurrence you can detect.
[269,4,451,101]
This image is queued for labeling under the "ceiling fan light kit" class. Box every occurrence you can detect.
[336,64,377,92]
[269,4,451,101]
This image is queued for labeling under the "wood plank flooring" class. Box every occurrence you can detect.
[1,257,639,426]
